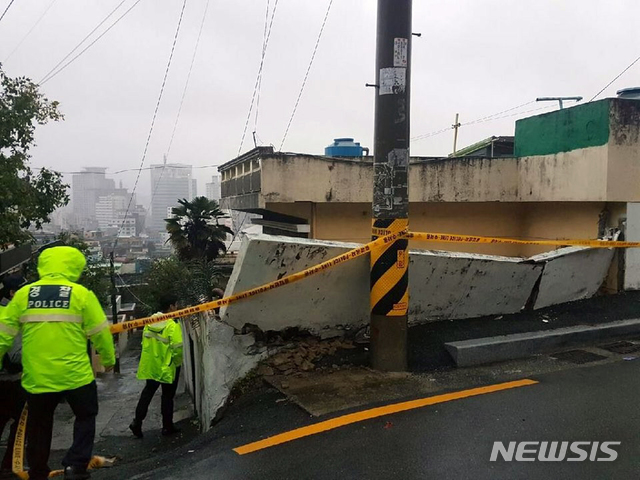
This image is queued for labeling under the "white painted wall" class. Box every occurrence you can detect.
[220,235,544,332]
[532,247,615,309]
[624,202,640,290]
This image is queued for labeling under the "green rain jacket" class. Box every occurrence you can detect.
[137,316,183,384]
[0,246,115,394]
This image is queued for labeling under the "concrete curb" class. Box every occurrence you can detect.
[444,319,640,367]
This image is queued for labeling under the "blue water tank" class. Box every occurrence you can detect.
[325,138,369,157]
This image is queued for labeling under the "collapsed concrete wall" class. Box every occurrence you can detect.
[181,311,267,430]
[220,234,613,331]
[189,234,613,430]
[531,247,615,309]
[408,251,541,322]
[220,236,370,333]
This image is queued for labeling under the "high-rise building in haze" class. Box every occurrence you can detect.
[205,175,221,202]
[149,162,197,234]
[95,189,130,229]
[71,167,116,230]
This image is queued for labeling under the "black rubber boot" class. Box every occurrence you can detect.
[129,420,143,439]
[63,466,90,480]
[161,425,181,436]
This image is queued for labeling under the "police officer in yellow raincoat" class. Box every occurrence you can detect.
[129,295,183,438]
[0,246,115,480]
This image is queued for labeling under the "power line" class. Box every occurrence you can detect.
[166,0,211,159]
[279,0,334,151]
[463,101,535,126]
[252,0,271,143]
[116,272,152,309]
[589,54,640,102]
[40,0,142,85]
[148,0,212,218]
[34,164,220,176]
[237,0,280,156]
[410,103,556,144]
[4,0,57,62]
[411,101,536,141]
[0,0,16,25]
[113,0,189,250]
[38,0,128,84]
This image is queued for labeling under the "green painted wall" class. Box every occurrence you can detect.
[514,99,610,157]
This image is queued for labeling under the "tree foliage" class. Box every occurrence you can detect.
[165,197,233,262]
[0,64,69,247]
[139,256,224,316]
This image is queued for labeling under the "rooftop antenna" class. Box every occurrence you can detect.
[536,96,583,110]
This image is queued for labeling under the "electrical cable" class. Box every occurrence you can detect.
[4,0,57,62]
[38,0,127,84]
[238,0,279,156]
[112,0,188,250]
[279,0,334,151]
[252,0,271,145]
[148,0,212,216]
[40,0,142,85]
[33,164,220,175]
[410,101,552,144]
[0,0,15,25]
[589,54,640,102]
[116,272,152,308]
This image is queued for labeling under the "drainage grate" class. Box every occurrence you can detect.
[598,341,640,355]
[551,350,607,364]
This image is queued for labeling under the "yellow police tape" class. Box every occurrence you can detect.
[109,229,640,335]
[9,229,640,477]
[12,404,115,478]
[406,232,640,248]
[109,229,408,335]
[12,404,27,476]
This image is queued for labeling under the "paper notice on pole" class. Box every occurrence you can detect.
[394,38,408,67]
[379,67,406,95]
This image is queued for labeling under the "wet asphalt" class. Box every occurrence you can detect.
[93,358,640,480]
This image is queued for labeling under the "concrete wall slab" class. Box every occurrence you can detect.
[532,247,615,309]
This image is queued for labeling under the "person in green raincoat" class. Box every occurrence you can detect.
[129,295,183,438]
[0,246,115,480]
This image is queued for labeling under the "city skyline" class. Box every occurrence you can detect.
[2,0,637,205]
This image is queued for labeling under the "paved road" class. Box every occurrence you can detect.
[93,358,640,480]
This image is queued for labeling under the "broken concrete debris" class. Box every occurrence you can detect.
[257,338,358,376]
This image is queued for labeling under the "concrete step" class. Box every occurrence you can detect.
[444,318,640,367]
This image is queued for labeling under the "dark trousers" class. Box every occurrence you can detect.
[0,380,26,471]
[134,368,180,429]
[26,381,98,480]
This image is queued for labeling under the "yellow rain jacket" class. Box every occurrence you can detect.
[137,316,183,384]
[0,246,115,393]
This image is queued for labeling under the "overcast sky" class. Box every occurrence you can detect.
[1,0,639,202]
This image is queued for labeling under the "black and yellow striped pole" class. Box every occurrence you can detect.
[370,0,412,371]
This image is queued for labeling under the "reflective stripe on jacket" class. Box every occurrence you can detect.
[0,247,116,393]
[137,316,183,384]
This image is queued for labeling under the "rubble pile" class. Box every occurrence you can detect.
[256,338,357,376]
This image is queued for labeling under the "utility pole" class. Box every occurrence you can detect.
[109,251,120,374]
[452,113,461,154]
[370,0,412,372]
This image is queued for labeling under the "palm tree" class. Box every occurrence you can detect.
[165,197,233,262]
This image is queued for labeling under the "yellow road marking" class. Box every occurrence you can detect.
[233,378,538,455]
